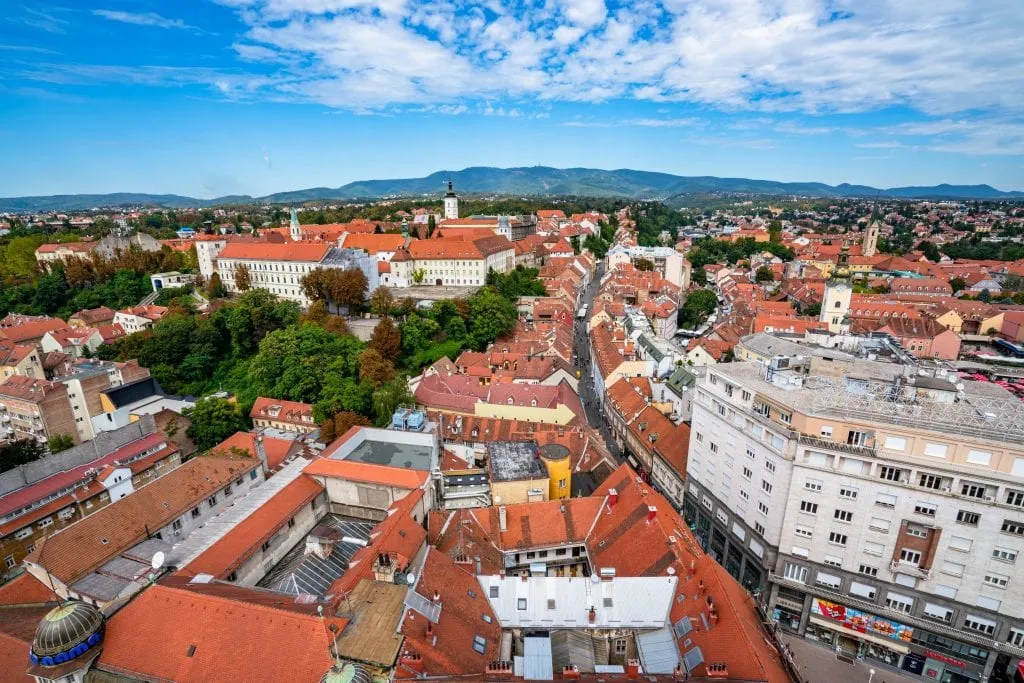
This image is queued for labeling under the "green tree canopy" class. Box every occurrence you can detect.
[184,397,249,452]
[468,287,518,350]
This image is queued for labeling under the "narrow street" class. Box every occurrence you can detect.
[573,261,623,460]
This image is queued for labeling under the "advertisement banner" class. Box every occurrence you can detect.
[811,598,914,643]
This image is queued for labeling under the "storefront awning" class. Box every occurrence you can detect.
[809,617,911,654]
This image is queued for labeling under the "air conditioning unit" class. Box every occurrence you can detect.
[984,495,995,502]
[941,487,951,493]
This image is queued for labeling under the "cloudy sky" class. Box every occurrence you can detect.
[2,0,1022,197]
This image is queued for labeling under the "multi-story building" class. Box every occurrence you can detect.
[685,339,1024,682]
[56,359,151,441]
[113,304,168,334]
[249,396,316,434]
[0,376,77,444]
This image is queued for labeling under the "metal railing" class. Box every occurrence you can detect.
[797,434,878,458]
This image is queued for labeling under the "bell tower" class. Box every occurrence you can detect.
[443,180,459,220]
[820,243,852,334]
[289,207,302,242]
[863,220,880,257]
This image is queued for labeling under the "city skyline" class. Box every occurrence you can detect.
[2,1,1023,198]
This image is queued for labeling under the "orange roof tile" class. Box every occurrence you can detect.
[218,241,330,262]
[303,457,429,489]
[210,431,295,471]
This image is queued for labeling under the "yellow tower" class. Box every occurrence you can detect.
[539,444,572,500]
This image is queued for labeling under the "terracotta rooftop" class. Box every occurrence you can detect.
[0,375,64,402]
[218,241,331,262]
[250,396,314,426]
[0,318,69,343]
[210,431,296,471]
[27,456,259,584]
[303,457,430,490]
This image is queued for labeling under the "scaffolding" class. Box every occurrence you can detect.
[804,374,1024,445]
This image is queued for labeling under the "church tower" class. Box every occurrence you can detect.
[289,207,302,242]
[820,243,852,334]
[443,180,459,220]
[863,220,880,257]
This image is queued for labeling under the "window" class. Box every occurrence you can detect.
[794,525,813,538]
[614,638,628,655]
[963,615,997,636]
[966,449,992,466]
[960,483,986,499]
[489,586,499,598]
[778,412,792,424]
[696,432,704,443]
[879,466,903,482]
[791,546,809,558]
[875,493,897,508]
[517,598,527,610]
[940,561,966,577]
[709,442,719,454]
[1007,490,1024,507]
[715,510,728,525]
[918,474,943,490]
[799,501,818,514]
[828,531,848,546]
[757,502,769,516]
[885,592,913,613]
[782,562,807,583]
[1002,520,1024,536]
[473,635,487,654]
[868,517,890,533]
[739,489,749,501]
[883,436,907,451]
[224,485,232,496]
[261,541,271,552]
[754,522,765,535]
[14,527,32,541]
[250,470,258,480]
[805,478,822,492]
[849,581,876,599]
[191,507,200,519]
[765,460,776,474]
[993,547,1018,563]
[924,603,953,623]
[816,572,842,589]
[761,480,773,494]
[984,573,1009,588]
[906,525,928,539]
[746,448,755,459]
[172,519,182,531]
[208,495,217,508]
[956,510,980,526]
[923,442,948,458]
[948,536,972,552]
[839,486,858,500]
[863,541,884,556]
[4,556,13,569]
[848,430,869,446]
[834,510,853,523]
[823,555,843,568]
[899,549,922,566]
[858,564,878,577]
[742,467,752,479]
[914,502,937,517]
[1010,629,1024,648]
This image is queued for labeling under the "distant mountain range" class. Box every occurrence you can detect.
[3,167,1022,212]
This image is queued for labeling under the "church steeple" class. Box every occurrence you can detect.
[443,179,459,220]
[289,207,301,242]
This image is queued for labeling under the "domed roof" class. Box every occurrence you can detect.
[321,662,374,683]
[539,443,570,461]
[31,601,103,660]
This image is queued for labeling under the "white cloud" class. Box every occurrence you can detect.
[92,10,200,31]
[886,118,1024,156]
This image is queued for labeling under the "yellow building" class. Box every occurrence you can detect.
[539,443,572,500]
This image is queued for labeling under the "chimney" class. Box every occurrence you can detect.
[646,505,657,523]
[698,579,705,594]
[588,606,596,624]
[626,659,640,679]
[499,506,508,532]
[673,665,686,680]
[432,590,441,604]
[254,435,268,471]
[562,665,581,679]
[607,488,618,510]
[486,662,513,679]
[400,652,425,675]
[426,620,434,638]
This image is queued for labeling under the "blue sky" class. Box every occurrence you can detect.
[2,1,1023,198]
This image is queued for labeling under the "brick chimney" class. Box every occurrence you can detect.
[486,661,513,679]
[400,652,425,675]
[647,505,657,523]
[626,659,640,679]
[607,488,618,510]
[562,665,581,679]
[588,606,596,624]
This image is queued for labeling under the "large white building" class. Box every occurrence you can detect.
[683,336,1024,682]
[385,235,516,288]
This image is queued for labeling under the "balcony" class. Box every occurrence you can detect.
[797,434,878,458]
[890,560,931,580]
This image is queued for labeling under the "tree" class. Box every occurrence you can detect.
[755,266,775,283]
[634,258,655,272]
[370,316,402,359]
[320,410,371,443]
[47,434,75,453]
[183,396,249,452]
[412,268,426,285]
[247,324,364,404]
[678,290,717,329]
[979,288,992,303]
[467,287,518,349]
[427,214,436,238]
[917,240,941,262]
[950,277,967,293]
[371,377,413,426]
[358,348,396,387]
[331,268,368,313]
[234,263,252,291]
[1002,275,1024,292]
[207,272,227,298]
[370,286,395,317]
[0,439,47,473]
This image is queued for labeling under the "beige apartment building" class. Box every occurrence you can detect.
[0,376,77,445]
[685,337,1024,683]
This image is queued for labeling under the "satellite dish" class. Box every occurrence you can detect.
[151,551,165,571]
[406,573,416,585]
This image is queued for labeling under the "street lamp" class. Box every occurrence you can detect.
[868,668,875,683]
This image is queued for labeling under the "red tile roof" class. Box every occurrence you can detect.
[69,307,115,325]
[303,457,429,489]
[27,456,258,584]
[249,396,314,427]
[0,572,55,606]
[409,235,513,260]
[0,375,65,402]
[97,582,343,682]
[209,431,295,471]
[183,475,324,578]
[218,241,331,262]
[0,318,69,343]
[339,233,407,253]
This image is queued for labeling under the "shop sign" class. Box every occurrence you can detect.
[811,598,914,643]
[925,651,966,668]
